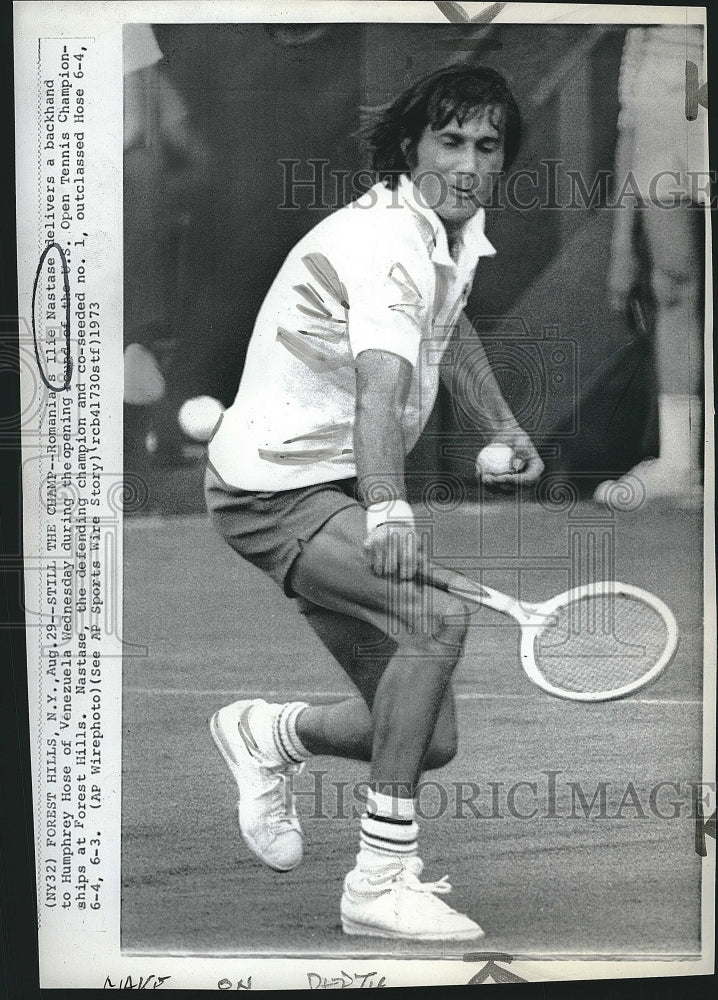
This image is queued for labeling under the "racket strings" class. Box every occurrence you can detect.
[533,593,670,694]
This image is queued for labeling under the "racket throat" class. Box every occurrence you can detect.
[515,606,554,628]
[443,575,547,626]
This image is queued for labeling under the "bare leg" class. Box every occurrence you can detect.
[289,506,468,795]
[606,129,640,313]
[596,201,704,507]
[210,502,482,934]
[294,600,458,771]
[643,201,703,396]
[290,513,483,940]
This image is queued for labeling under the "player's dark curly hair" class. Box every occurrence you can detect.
[363,64,521,187]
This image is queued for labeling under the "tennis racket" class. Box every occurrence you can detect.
[423,565,678,702]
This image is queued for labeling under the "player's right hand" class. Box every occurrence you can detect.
[363,522,421,580]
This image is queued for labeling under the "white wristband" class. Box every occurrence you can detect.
[365,499,415,534]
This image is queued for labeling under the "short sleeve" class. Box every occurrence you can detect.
[342,234,432,367]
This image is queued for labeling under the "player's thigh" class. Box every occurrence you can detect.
[296,596,458,754]
[295,598,394,706]
[290,505,467,643]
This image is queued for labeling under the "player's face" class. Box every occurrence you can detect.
[409,106,506,226]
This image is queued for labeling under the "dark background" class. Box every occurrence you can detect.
[124,22,666,506]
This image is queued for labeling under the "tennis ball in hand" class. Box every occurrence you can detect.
[177,396,225,442]
[476,443,519,477]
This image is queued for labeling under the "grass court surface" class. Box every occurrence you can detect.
[122,495,704,958]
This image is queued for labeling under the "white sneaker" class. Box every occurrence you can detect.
[341,856,484,941]
[210,699,303,871]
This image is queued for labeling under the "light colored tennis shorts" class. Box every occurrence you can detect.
[204,465,359,597]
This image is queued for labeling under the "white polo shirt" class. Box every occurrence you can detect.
[209,174,496,490]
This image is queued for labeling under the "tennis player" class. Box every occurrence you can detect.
[206,65,543,941]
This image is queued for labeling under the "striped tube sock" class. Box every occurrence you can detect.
[359,791,418,862]
[272,701,312,765]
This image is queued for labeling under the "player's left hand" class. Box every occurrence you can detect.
[480,428,544,488]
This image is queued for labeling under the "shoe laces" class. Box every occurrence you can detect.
[401,869,452,896]
[364,858,453,896]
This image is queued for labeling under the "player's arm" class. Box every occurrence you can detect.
[354,349,419,579]
[445,312,544,486]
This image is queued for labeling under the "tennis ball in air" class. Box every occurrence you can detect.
[177,396,225,442]
[476,443,516,477]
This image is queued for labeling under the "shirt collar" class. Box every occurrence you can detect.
[396,173,496,268]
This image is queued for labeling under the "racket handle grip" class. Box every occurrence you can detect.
[418,563,484,599]
[417,562,451,592]
[418,563,522,619]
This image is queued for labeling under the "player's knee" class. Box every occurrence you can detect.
[408,622,467,665]
[429,594,470,650]
[402,598,468,679]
